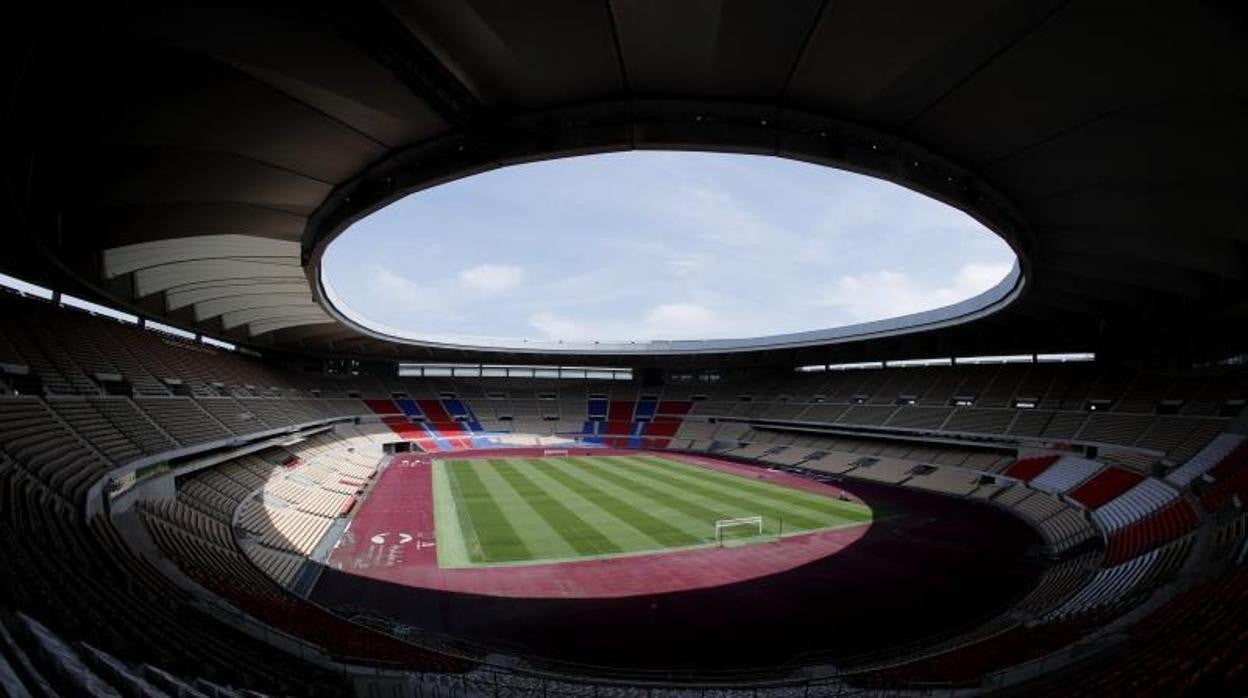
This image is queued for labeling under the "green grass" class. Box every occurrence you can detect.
[433,455,873,568]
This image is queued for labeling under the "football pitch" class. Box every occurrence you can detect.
[431,454,873,568]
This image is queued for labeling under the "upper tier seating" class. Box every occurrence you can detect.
[1104,498,1200,566]
[133,397,231,447]
[1029,455,1104,494]
[1200,465,1248,513]
[1004,454,1062,481]
[0,397,112,506]
[1166,433,1248,487]
[1092,478,1178,532]
[1046,535,1194,621]
[1068,467,1146,508]
[3,289,1237,468]
[987,486,1095,553]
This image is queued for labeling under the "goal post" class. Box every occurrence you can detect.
[714,516,765,546]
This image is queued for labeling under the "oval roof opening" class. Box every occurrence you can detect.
[321,151,1018,352]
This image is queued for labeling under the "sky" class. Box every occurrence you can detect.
[322,151,1016,343]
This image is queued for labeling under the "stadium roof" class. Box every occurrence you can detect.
[3,2,1246,367]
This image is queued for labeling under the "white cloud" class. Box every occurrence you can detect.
[368,264,428,304]
[643,303,721,338]
[954,261,1013,292]
[680,186,784,249]
[527,312,595,341]
[666,254,707,278]
[528,302,724,342]
[459,264,524,293]
[820,261,1012,322]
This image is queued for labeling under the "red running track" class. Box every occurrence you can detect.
[324,448,873,599]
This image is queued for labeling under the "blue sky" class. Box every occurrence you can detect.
[323,151,1015,343]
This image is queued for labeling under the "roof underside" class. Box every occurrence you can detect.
[2,1,1247,368]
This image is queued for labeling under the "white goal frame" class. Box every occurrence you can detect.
[715,516,764,546]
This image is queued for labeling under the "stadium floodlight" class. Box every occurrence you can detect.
[954,354,1033,365]
[61,293,138,324]
[201,335,236,351]
[714,516,765,546]
[0,271,54,300]
[144,320,197,340]
[827,361,884,371]
[1036,352,1095,363]
[887,357,952,368]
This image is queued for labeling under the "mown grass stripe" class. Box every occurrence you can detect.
[600,456,831,530]
[445,460,530,562]
[630,454,871,518]
[443,459,491,561]
[487,459,621,557]
[472,459,582,560]
[494,458,655,553]
[507,458,669,552]
[624,454,868,524]
[640,455,873,518]
[431,460,472,568]
[543,457,716,541]
[626,455,872,523]
[524,458,703,548]
[564,457,753,535]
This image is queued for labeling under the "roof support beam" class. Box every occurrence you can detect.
[325,2,496,151]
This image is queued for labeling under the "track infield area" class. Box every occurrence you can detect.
[315,449,1042,667]
[434,454,873,568]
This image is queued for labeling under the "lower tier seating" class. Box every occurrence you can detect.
[0,484,348,695]
[140,498,470,672]
[1030,565,1248,696]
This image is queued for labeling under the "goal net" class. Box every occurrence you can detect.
[714,516,765,546]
